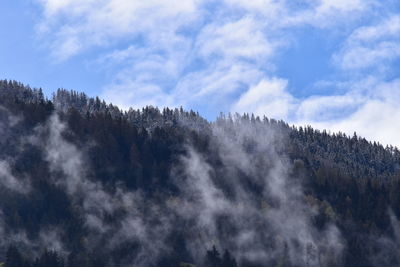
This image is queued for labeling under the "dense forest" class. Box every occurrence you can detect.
[1,80,400,267]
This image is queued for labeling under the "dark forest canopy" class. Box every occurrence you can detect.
[1,79,400,267]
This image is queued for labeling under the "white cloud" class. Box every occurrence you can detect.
[278,0,373,28]
[38,0,97,17]
[223,0,286,19]
[296,94,364,122]
[102,82,173,110]
[231,77,400,147]
[223,0,371,27]
[296,79,400,147]
[176,62,263,101]
[35,0,375,61]
[306,99,400,148]
[316,0,366,15]
[232,78,294,119]
[337,42,400,70]
[37,0,201,58]
[33,0,400,147]
[196,16,276,62]
[350,15,400,42]
[333,15,400,70]
[100,12,280,111]
[321,100,400,147]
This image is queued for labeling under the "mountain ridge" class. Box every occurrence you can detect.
[1,79,400,267]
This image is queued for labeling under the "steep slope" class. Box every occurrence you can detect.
[0,80,400,267]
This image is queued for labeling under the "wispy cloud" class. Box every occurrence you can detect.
[333,15,400,71]
[302,79,400,147]
[173,119,345,265]
[33,0,400,146]
[36,0,200,60]
[232,78,294,119]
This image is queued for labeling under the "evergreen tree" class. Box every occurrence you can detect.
[33,250,64,267]
[205,246,222,267]
[5,245,30,267]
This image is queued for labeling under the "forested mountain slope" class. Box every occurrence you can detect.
[1,80,400,267]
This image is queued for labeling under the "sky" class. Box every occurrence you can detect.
[0,0,399,146]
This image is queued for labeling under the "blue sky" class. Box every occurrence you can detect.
[1,0,400,146]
